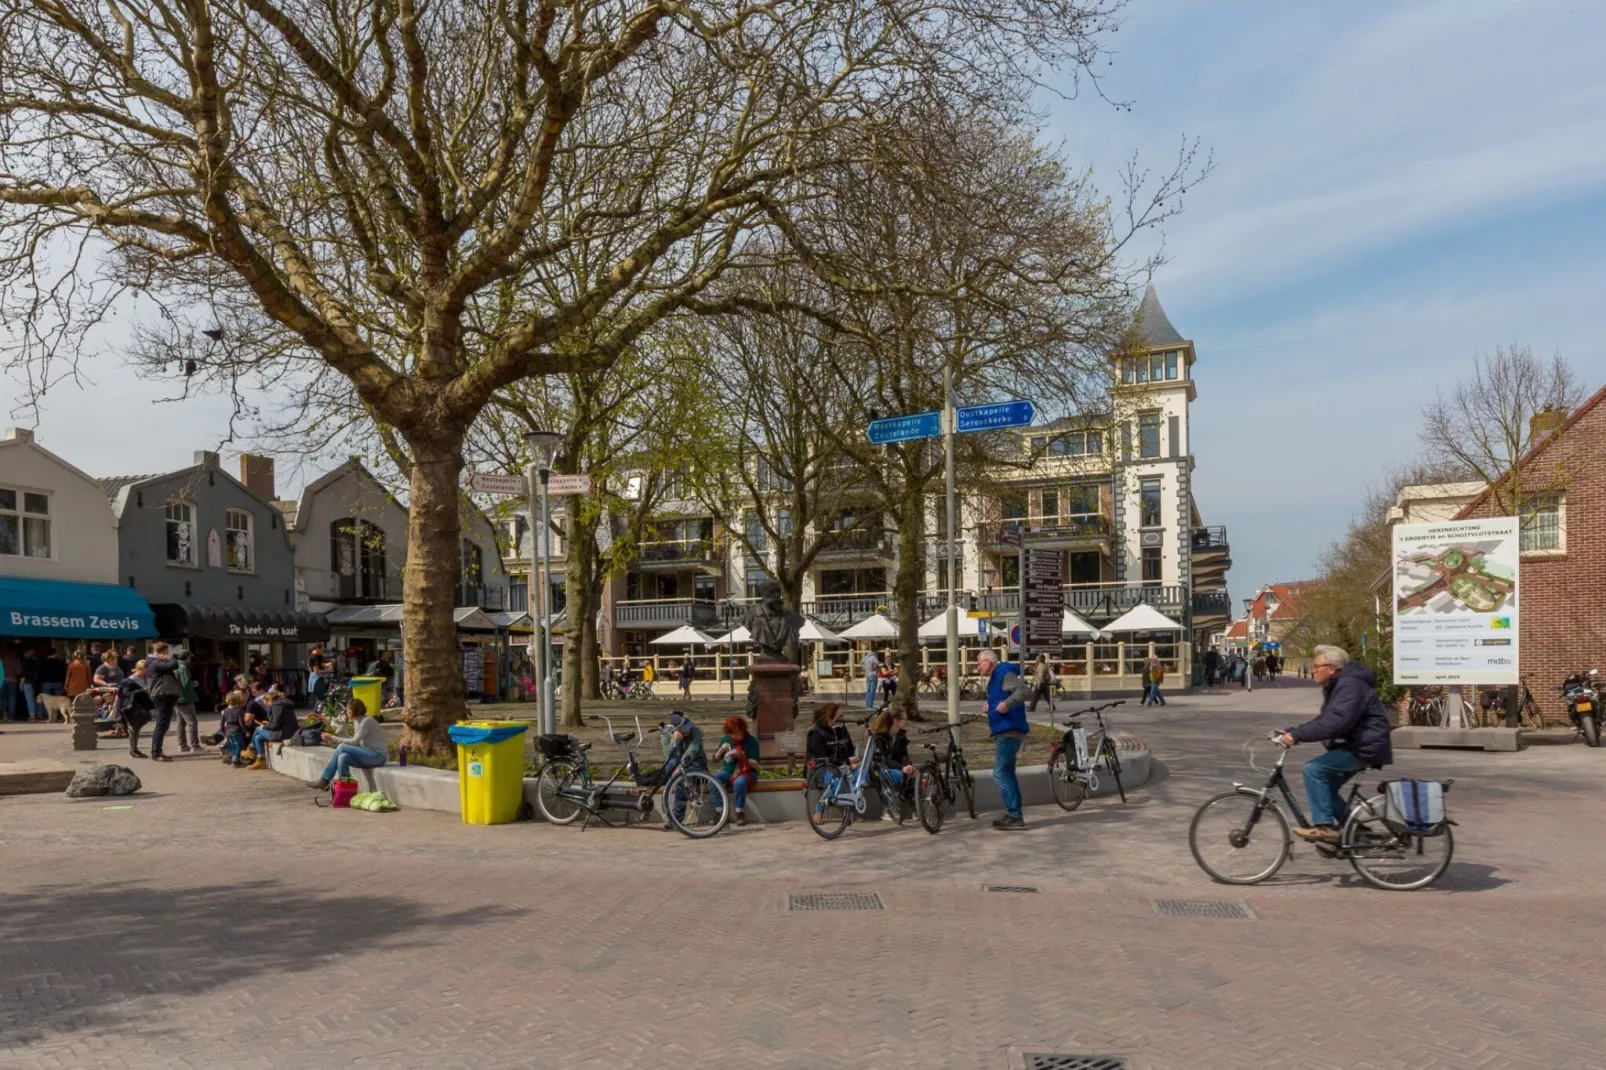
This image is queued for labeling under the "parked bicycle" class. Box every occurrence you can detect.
[1046,700,1128,810]
[1188,733,1456,890]
[911,717,978,834]
[1406,688,1444,728]
[803,715,904,840]
[533,715,730,838]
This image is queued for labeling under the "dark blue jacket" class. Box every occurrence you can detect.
[1289,662,1393,767]
[985,660,1029,736]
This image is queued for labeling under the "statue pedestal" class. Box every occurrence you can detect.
[749,661,800,745]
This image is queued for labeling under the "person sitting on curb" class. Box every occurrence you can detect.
[976,649,1031,831]
[806,702,858,770]
[712,714,760,827]
[869,707,916,821]
[660,710,708,828]
[312,696,387,790]
[248,688,300,770]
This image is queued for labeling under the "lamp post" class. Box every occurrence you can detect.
[525,429,563,736]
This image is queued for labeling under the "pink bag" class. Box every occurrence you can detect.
[331,778,360,808]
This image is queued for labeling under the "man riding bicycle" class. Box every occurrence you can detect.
[1279,644,1392,844]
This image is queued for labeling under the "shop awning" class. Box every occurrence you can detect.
[0,577,157,639]
[151,604,331,643]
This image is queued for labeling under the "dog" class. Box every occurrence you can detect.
[40,693,73,724]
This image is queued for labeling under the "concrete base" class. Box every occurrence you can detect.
[1393,726,1524,752]
[0,759,77,795]
[265,740,1151,824]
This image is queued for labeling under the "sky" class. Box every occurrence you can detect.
[3,0,1604,607]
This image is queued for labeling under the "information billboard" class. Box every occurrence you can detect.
[1392,517,1519,685]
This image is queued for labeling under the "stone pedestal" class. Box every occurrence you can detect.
[71,692,100,751]
[749,660,801,742]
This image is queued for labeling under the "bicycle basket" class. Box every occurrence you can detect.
[1384,779,1448,833]
[536,733,578,759]
[633,765,668,788]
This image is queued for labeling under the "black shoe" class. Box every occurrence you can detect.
[312,778,330,790]
[735,811,747,827]
[991,815,1027,830]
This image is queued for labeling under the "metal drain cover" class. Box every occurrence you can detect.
[1150,897,1256,919]
[789,892,883,911]
[986,885,1040,893]
[1021,1055,1130,1070]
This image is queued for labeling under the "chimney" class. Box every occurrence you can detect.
[240,454,277,501]
[2,428,34,444]
[193,450,219,466]
[1529,408,1565,442]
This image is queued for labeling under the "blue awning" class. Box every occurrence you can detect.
[0,577,158,639]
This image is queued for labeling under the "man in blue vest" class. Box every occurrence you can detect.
[976,649,1031,830]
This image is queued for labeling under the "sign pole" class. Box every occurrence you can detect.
[527,466,543,729]
[539,471,556,736]
[945,366,960,726]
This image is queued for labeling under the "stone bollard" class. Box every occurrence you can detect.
[72,691,100,751]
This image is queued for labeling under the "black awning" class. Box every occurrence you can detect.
[151,604,332,643]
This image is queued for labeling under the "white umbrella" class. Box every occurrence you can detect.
[651,624,716,646]
[710,625,751,645]
[1101,604,1184,633]
[839,613,898,640]
[799,619,846,644]
[916,608,991,639]
[1061,609,1103,637]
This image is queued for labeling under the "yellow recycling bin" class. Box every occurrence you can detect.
[448,720,530,825]
[349,676,385,717]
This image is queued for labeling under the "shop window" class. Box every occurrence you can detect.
[1140,478,1163,528]
[1141,547,1163,587]
[225,508,254,572]
[0,487,51,558]
[165,500,196,565]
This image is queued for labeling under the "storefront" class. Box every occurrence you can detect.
[0,576,158,648]
[323,605,511,703]
[150,604,330,709]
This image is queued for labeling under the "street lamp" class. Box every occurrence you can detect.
[525,429,562,735]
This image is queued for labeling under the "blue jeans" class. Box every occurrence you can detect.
[321,743,387,782]
[993,734,1024,819]
[251,727,281,759]
[1144,682,1165,706]
[716,769,754,811]
[225,727,245,762]
[864,676,879,709]
[1303,748,1365,827]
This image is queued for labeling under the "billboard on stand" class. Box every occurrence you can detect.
[1392,517,1519,686]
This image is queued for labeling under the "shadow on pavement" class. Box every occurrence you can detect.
[0,878,522,1046]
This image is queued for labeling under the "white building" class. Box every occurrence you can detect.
[0,427,120,585]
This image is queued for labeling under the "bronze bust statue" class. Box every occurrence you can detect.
[741,578,804,662]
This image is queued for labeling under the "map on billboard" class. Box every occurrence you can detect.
[1392,517,1519,686]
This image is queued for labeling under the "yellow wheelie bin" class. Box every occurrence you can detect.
[349,676,385,717]
[447,720,530,825]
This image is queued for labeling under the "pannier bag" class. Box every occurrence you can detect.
[1385,779,1447,832]
[536,733,578,759]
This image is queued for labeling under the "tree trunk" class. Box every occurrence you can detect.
[582,605,599,701]
[893,477,926,720]
[399,435,468,754]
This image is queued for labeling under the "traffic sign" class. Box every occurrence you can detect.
[978,619,989,638]
[957,399,1035,433]
[466,472,526,495]
[866,410,941,445]
[546,473,593,495]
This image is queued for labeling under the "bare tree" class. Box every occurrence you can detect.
[1419,345,1586,516]
[0,0,1127,749]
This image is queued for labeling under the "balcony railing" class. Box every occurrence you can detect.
[1191,526,1229,552]
[817,528,893,556]
[614,598,719,628]
[636,540,718,565]
[973,582,1188,620]
[978,515,1111,546]
[1192,591,1233,619]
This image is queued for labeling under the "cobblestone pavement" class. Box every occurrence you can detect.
[4,682,1605,1070]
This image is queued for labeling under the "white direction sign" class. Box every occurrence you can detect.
[467,472,527,495]
[546,473,593,495]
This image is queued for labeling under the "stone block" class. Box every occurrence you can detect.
[1393,726,1523,752]
[0,759,77,796]
[64,764,142,797]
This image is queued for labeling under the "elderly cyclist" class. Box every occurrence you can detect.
[1279,644,1393,843]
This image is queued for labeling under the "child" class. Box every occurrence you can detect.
[219,689,249,767]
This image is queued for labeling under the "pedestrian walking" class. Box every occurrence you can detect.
[65,648,93,700]
[174,648,201,752]
[976,649,1029,831]
[860,648,881,710]
[678,657,694,701]
[1203,647,1221,688]
[1144,656,1168,706]
[1028,653,1055,713]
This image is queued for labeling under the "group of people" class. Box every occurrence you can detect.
[858,649,899,711]
[1201,647,1283,689]
[0,640,98,723]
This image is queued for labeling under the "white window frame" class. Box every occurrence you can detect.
[165,499,198,567]
[225,507,255,573]
[0,485,52,560]
[1519,493,1565,555]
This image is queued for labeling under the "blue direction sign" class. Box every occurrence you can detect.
[866,410,942,445]
[956,399,1036,433]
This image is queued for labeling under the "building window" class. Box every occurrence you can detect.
[1068,483,1101,516]
[745,567,769,600]
[225,508,254,572]
[777,508,793,537]
[819,567,886,595]
[1031,435,1047,452]
[1085,430,1103,455]
[1138,413,1161,459]
[1150,353,1166,381]
[0,487,51,559]
[1141,547,1163,587]
[1121,361,1134,385]
[331,519,387,599]
[1040,489,1059,521]
[1133,357,1149,384]
[1519,494,1562,553]
[744,513,766,553]
[1165,351,1179,380]
[165,501,196,565]
[999,555,1020,589]
[1140,479,1162,527]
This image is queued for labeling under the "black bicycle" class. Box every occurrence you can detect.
[912,718,978,834]
[1188,733,1455,890]
[1047,701,1127,811]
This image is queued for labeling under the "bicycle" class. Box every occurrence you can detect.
[1046,701,1128,811]
[1406,688,1445,728]
[1478,678,1544,730]
[912,717,978,834]
[533,715,730,838]
[1188,733,1456,891]
[956,676,985,702]
[803,716,904,840]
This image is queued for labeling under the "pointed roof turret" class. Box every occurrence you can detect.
[1135,282,1185,348]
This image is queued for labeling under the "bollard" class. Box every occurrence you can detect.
[71,692,100,751]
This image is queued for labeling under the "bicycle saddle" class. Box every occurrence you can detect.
[612,731,635,744]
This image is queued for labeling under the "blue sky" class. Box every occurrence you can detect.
[1042,0,1606,604]
[4,1,1604,606]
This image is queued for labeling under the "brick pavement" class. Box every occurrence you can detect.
[3,684,1605,1070]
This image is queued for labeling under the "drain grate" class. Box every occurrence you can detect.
[1150,897,1256,919]
[789,892,883,911]
[1021,1055,1130,1070]
[986,884,1040,893]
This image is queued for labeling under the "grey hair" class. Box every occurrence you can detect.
[1312,644,1350,670]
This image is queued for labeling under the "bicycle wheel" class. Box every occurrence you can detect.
[804,764,852,840]
[952,754,976,819]
[877,769,908,825]
[1521,696,1545,731]
[1102,741,1127,804]
[534,760,585,825]
[1344,801,1454,890]
[1189,792,1290,885]
[667,770,730,838]
[1047,749,1088,812]
[915,766,946,834]
[1426,697,1444,728]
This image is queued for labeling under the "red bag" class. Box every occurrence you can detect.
[331,778,360,808]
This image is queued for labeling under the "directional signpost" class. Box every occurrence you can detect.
[1021,546,1064,660]
[466,472,528,496]
[546,473,594,496]
[867,411,942,445]
[956,399,1036,434]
